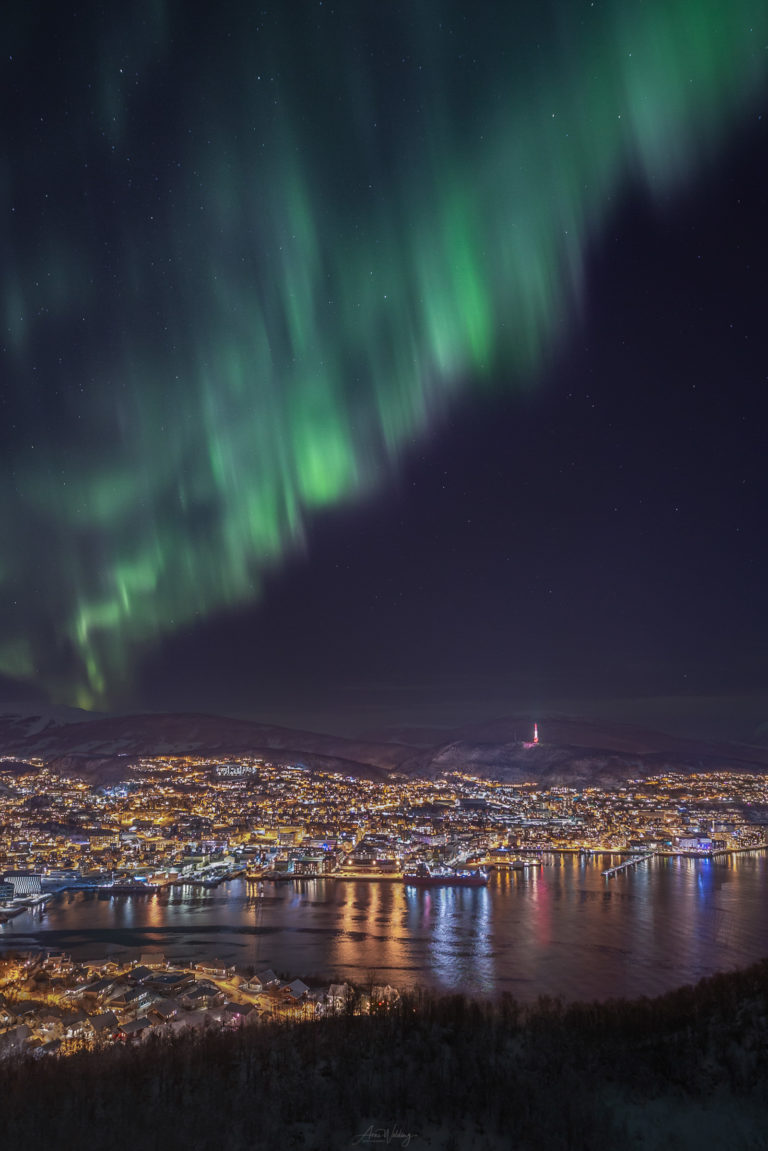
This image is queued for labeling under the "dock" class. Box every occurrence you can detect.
[602,852,656,878]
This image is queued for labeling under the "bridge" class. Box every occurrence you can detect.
[602,852,656,878]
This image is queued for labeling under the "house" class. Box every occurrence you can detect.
[275,980,314,1015]
[63,980,93,1003]
[85,959,121,977]
[222,1001,257,1026]
[196,959,235,979]
[180,983,225,1010]
[139,953,167,969]
[124,987,157,1014]
[117,1016,154,1041]
[150,998,182,1023]
[240,975,265,993]
[149,972,195,996]
[105,986,155,1013]
[326,983,352,1012]
[104,987,129,1010]
[127,965,154,985]
[63,1009,90,1039]
[370,984,400,1009]
[280,979,310,1002]
[244,968,280,991]
[81,978,119,1005]
[41,951,72,974]
[84,1012,118,1040]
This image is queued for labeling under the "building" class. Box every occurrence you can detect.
[196,959,235,979]
[180,983,225,1010]
[2,872,42,896]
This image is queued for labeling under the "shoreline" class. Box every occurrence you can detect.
[4,843,766,905]
[2,851,767,1005]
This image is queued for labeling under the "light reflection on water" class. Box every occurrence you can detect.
[2,853,766,1001]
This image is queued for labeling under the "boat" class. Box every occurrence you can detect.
[403,863,489,887]
[510,858,542,871]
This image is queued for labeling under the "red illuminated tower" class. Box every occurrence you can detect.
[533,722,539,744]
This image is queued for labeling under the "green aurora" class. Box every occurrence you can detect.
[2,1,766,707]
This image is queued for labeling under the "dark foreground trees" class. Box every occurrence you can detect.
[2,960,768,1151]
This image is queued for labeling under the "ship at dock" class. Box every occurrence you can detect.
[402,863,489,887]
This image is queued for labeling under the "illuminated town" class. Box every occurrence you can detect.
[2,756,767,886]
[0,753,766,1057]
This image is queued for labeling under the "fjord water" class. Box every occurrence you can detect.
[2,853,766,1001]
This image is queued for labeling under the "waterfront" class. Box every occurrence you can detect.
[2,851,766,1001]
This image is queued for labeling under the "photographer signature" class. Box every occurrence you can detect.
[352,1122,426,1146]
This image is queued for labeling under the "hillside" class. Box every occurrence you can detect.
[0,707,415,781]
[1,961,768,1150]
[1,706,768,786]
[396,716,768,785]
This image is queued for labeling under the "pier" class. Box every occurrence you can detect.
[602,852,656,878]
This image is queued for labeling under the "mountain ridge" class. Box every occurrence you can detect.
[1,706,767,785]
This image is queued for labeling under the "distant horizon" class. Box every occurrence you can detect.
[1,686,766,749]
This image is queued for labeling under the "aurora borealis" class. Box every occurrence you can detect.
[2,2,767,718]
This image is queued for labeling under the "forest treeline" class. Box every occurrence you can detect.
[2,960,768,1150]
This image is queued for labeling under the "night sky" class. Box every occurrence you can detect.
[2,1,767,740]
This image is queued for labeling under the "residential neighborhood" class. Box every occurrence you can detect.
[0,949,400,1059]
